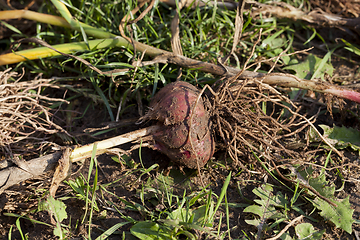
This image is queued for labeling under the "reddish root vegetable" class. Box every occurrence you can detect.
[143,81,215,169]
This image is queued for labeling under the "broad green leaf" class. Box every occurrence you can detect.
[40,196,68,239]
[253,184,289,208]
[308,174,335,199]
[310,50,333,80]
[130,221,174,240]
[273,48,291,65]
[318,125,360,152]
[244,218,261,227]
[278,232,293,240]
[44,196,68,223]
[192,204,214,226]
[261,28,286,49]
[167,208,192,223]
[283,54,334,80]
[293,166,355,234]
[295,223,324,240]
[272,230,294,240]
[297,165,334,199]
[297,166,314,180]
[244,204,279,219]
[53,224,68,239]
[314,196,354,234]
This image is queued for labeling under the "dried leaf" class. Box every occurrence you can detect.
[50,148,72,197]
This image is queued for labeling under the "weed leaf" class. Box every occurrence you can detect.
[130,221,173,240]
[167,208,192,223]
[253,184,288,208]
[40,196,68,239]
[308,174,335,199]
[318,125,360,152]
[298,167,355,234]
[42,196,68,223]
[192,204,214,226]
[314,196,354,234]
[295,223,325,240]
[244,184,287,229]
[278,232,293,240]
[283,54,333,80]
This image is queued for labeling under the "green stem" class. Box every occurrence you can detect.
[0,38,128,65]
[0,9,167,57]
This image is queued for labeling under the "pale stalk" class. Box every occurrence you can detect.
[70,125,160,162]
[0,10,70,27]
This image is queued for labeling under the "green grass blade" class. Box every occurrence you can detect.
[8,224,13,240]
[211,171,231,222]
[51,0,92,45]
[91,77,115,121]
[88,153,99,239]
[15,217,26,240]
[0,10,71,27]
[82,143,98,225]
[0,20,22,34]
[51,0,74,25]
[225,194,230,239]
[311,49,334,79]
[95,222,130,240]
[341,38,360,56]
[4,213,53,227]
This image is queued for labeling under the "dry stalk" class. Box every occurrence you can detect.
[160,0,360,33]
[266,215,304,240]
[248,0,360,34]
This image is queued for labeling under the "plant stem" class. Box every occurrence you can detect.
[0,38,128,65]
[70,125,160,162]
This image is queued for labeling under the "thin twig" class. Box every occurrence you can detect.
[266,215,304,240]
